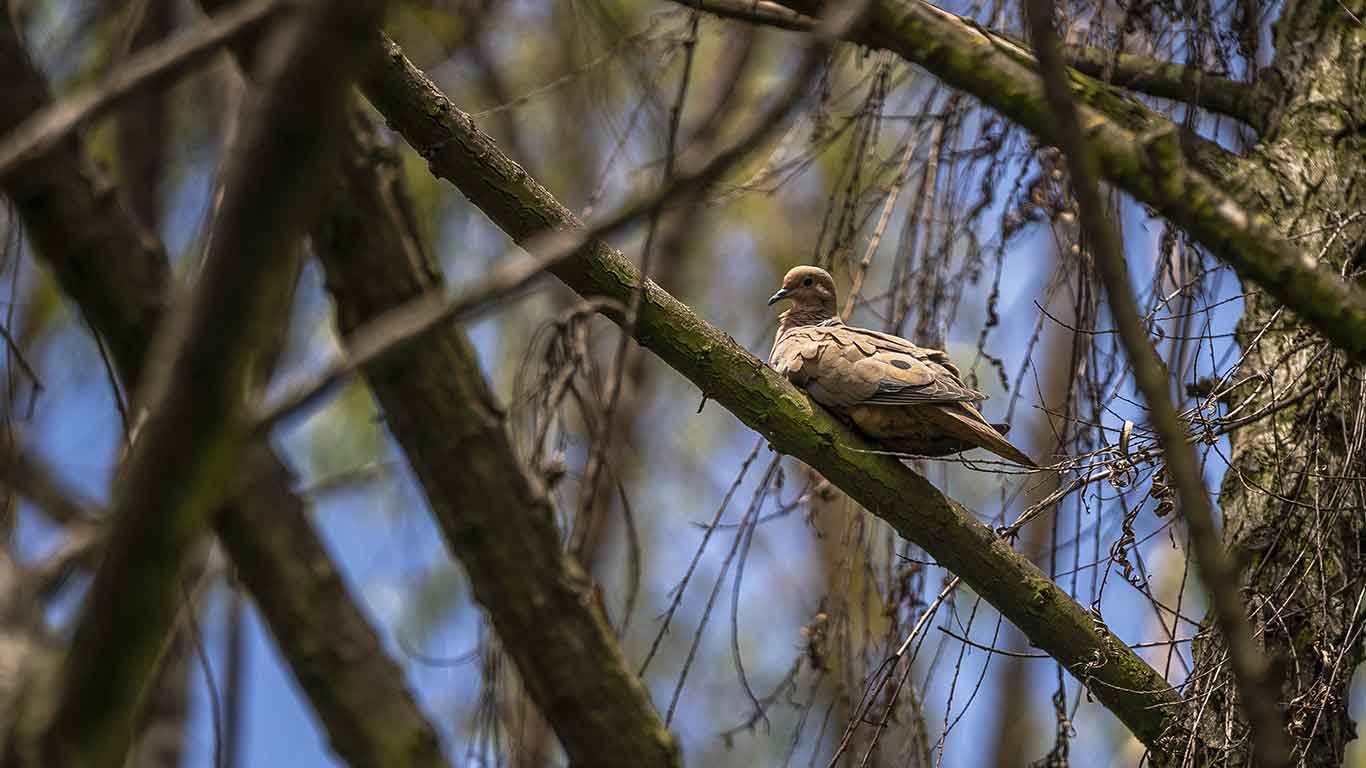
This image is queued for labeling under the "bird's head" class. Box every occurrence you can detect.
[768,266,838,320]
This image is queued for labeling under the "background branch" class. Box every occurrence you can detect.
[0,0,286,177]
[218,448,450,767]
[0,6,455,764]
[37,2,385,764]
[0,8,166,387]
[311,110,680,768]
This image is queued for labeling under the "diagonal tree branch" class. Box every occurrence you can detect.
[696,0,1366,365]
[690,0,1269,130]
[0,6,452,768]
[1058,43,1267,132]
[0,430,96,527]
[1023,2,1289,764]
[219,447,450,767]
[37,2,386,765]
[0,8,166,387]
[358,35,1182,748]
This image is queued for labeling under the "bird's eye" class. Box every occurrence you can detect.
[802,277,814,287]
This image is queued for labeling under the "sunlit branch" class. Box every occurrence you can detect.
[359,33,1182,748]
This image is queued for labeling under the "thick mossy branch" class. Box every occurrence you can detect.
[38,4,385,766]
[360,36,1181,748]
[313,109,681,768]
[1059,44,1267,131]
[745,0,1366,364]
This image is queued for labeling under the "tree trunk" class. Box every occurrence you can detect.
[1171,0,1366,763]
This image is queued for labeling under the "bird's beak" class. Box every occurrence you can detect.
[767,288,789,306]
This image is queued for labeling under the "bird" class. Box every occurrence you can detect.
[766,265,1037,468]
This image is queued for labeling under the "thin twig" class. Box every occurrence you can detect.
[1025,2,1289,764]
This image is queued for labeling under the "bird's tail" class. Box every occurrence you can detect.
[923,405,1039,468]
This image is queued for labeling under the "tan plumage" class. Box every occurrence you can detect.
[767,266,1037,467]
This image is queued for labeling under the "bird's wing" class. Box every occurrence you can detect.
[771,321,986,407]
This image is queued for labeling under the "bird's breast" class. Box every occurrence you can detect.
[844,404,939,441]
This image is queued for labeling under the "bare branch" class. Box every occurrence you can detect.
[0,430,96,526]
[1024,1,1289,763]
[1059,43,1267,131]
[0,10,167,388]
[218,449,450,767]
[359,35,1182,748]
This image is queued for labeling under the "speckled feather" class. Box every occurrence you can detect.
[769,318,985,407]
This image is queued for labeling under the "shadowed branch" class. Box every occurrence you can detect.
[29,2,389,765]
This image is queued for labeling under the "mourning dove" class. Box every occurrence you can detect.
[767,266,1037,468]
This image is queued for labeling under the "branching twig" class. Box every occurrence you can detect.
[1024,2,1289,764]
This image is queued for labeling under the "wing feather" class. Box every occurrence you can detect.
[771,319,986,406]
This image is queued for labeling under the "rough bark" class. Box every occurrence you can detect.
[312,108,681,768]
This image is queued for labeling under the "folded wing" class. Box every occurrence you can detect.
[770,320,986,408]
